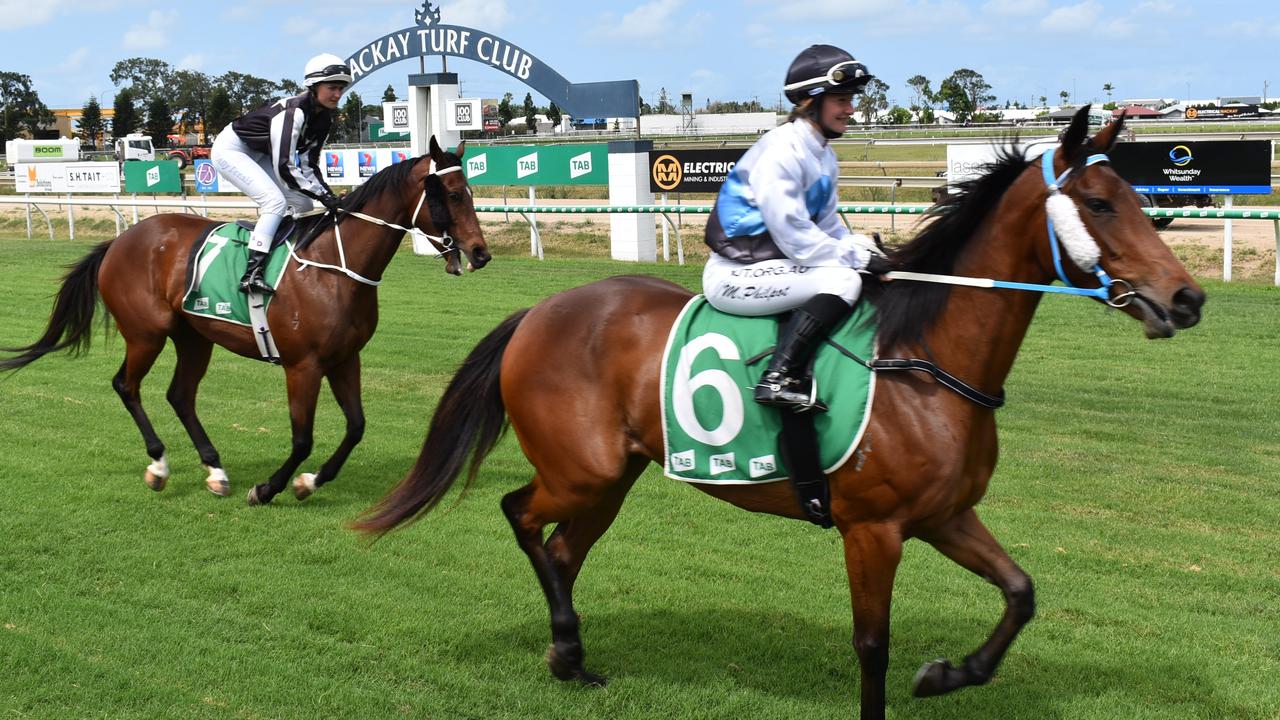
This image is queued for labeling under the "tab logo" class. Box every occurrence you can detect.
[215,301,232,315]
[749,455,776,478]
[710,452,735,475]
[146,166,161,187]
[467,153,488,177]
[670,449,695,472]
[517,152,538,179]
[570,151,592,179]
[193,297,209,311]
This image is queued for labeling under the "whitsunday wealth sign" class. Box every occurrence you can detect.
[344,1,640,119]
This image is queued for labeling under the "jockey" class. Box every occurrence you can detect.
[210,53,351,295]
[703,44,889,413]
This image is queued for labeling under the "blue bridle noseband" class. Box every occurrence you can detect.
[1040,147,1135,308]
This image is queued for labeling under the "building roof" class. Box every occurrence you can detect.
[1112,105,1162,117]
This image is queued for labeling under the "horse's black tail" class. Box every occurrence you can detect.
[352,307,530,536]
[0,240,112,372]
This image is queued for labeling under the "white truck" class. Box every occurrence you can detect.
[113,133,156,163]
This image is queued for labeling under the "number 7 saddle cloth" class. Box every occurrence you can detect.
[661,295,877,484]
[181,222,291,326]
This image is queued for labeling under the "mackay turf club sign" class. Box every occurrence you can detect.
[344,1,639,119]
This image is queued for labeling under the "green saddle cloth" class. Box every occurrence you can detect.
[661,296,877,484]
[181,223,291,326]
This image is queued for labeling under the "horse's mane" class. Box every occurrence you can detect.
[295,150,463,250]
[864,142,1032,352]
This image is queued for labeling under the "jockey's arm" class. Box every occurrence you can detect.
[751,149,870,269]
[269,107,329,202]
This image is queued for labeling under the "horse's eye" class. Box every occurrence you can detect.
[448,192,461,201]
[1085,198,1113,214]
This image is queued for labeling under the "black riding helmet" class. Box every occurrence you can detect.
[784,44,872,104]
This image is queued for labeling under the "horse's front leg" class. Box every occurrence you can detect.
[841,522,904,720]
[247,361,322,506]
[293,356,364,501]
[912,507,1035,697]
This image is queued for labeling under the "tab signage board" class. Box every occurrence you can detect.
[460,144,607,185]
[123,160,182,193]
[648,149,746,193]
[1109,140,1272,194]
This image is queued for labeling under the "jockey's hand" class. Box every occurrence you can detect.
[861,254,893,277]
[320,193,342,215]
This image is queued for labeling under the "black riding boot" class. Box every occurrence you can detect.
[239,249,274,295]
[754,293,850,413]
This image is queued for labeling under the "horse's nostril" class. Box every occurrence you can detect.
[1171,286,1205,327]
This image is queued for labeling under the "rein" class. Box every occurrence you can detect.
[884,147,1136,309]
[289,163,464,286]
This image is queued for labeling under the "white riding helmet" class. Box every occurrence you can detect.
[304,53,353,88]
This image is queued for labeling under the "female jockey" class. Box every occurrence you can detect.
[703,44,888,413]
[210,53,351,295]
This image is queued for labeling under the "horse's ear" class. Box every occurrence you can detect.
[1060,104,1092,161]
[1091,110,1126,154]
[428,135,442,160]
[454,140,466,158]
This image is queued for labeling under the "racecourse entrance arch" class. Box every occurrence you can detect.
[343,0,639,153]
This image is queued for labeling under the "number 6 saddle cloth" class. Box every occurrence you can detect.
[661,295,877,484]
[181,222,291,326]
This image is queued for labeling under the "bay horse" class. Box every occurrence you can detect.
[1,137,490,506]
[354,109,1204,718]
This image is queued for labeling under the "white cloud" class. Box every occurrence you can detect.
[440,0,512,31]
[177,54,205,71]
[1134,1,1190,18]
[981,0,1047,16]
[0,0,65,28]
[122,10,178,50]
[597,0,687,39]
[57,46,91,73]
[774,0,969,33]
[1039,1,1102,32]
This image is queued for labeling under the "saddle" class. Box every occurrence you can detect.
[234,216,297,249]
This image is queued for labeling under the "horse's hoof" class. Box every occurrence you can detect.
[546,644,606,686]
[912,658,955,698]
[246,485,271,506]
[292,473,317,501]
[144,469,167,492]
[205,468,230,497]
[144,456,169,491]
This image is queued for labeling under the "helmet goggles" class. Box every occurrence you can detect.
[784,60,870,97]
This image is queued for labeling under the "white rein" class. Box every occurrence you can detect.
[288,164,464,286]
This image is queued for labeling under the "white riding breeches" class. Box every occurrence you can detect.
[211,128,315,252]
[702,252,861,316]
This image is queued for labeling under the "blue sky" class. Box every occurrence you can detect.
[4,0,1278,111]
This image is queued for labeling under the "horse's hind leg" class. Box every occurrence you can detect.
[247,361,321,506]
[501,461,643,687]
[112,337,168,491]
[911,508,1034,698]
[167,330,229,496]
[293,356,364,501]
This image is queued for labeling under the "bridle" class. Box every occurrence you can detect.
[288,161,465,286]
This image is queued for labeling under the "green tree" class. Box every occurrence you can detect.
[0,71,54,142]
[278,79,302,97]
[639,96,653,114]
[1103,82,1114,104]
[906,74,933,113]
[109,57,173,108]
[522,92,537,132]
[937,68,995,124]
[886,106,912,125]
[340,91,363,141]
[1059,89,1070,106]
[79,96,104,149]
[145,96,173,148]
[546,101,562,128]
[171,69,211,141]
[497,92,514,131]
[217,71,277,115]
[111,87,140,140]
[382,84,397,103]
[856,78,890,125]
[204,87,235,138]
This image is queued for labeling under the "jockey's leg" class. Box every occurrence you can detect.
[754,292,851,412]
[210,131,286,295]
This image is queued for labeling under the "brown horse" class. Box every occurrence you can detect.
[354,109,1204,718]
[2,137,490,506]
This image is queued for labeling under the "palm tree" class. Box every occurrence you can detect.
[1103,83,1114,104]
